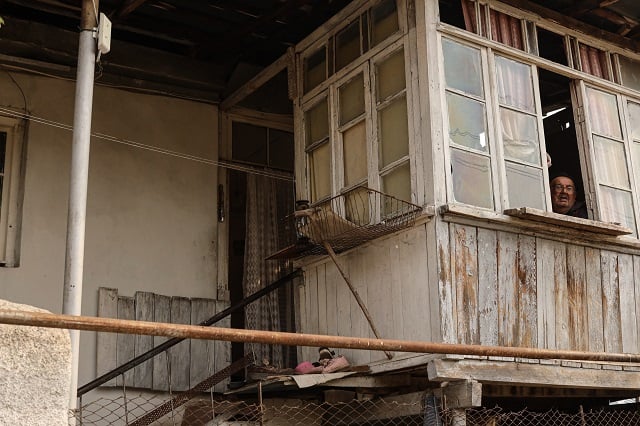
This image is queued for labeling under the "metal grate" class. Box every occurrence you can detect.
[269,187,423,259]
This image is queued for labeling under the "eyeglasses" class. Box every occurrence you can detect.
[551,184,575,193]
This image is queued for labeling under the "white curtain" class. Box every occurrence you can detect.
[242,174,284,367]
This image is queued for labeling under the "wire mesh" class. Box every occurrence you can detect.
[270,187,423,259]
[70,395,640,425]
[442,405,640,426]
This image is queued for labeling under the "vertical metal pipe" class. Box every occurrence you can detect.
[63,0,98,411]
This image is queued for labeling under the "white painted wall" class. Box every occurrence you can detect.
[0,71,220,387]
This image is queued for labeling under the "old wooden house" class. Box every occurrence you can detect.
[1,0,640,424]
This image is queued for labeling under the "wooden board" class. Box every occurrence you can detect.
[618,253,637,353]
[134,292,155,389]
[169,296,191,391]
[536,238,557,349]
[152,293,171,391]
[566,245,587,350]
[116,296,135,387]
[477,229,498,346]
[585,247,604,352]
[601,251,623,353]
[504,207,632,236]
[190,298,216,388]
[497,231,518,347]
[517,235,537,347]
[428,358,640,390]
[214,300,231,393]
[97,287,118,387]
[452,224,479,344]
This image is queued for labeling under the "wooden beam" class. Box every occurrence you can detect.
[483,384,640,399]
[443,380,482,408]
[221,51,291,111]
[114,0,150,20]
[501,0,640,51]
[316,374,412,388]
[428,358,640,390]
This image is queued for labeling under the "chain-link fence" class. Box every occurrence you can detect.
[70,392,640,425]
[443,405,640,426]
[70,392,431,425]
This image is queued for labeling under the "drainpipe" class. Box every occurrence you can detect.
[62,0,98,411]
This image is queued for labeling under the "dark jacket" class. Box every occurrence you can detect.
[566,200,588,219]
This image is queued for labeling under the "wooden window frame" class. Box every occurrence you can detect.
[437,1,640,240]
[440,34,550,213]
[301,39,415,206]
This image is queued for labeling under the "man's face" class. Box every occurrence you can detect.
[550,176,576,214]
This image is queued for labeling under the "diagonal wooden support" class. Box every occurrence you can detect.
[323,242,393,360]
[129,354,255,426]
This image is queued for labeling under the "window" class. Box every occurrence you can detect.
[231,122,294,172]
[304,44,412,209]
[0,116,25,266]
[579,86,640,236]
[302,0,399,95]
[442,37,547,211]
[438,1,640,238]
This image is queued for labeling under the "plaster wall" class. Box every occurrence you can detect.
[0,71,220,387]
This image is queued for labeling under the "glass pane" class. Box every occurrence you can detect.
[343,121,367,187]
[371,0,398,46]
[305,98,329,146]
[593,135,630,189]
[345,187,371,225]
[304,46,326,93]
[336,20,361,72]
[500,108,540,165]
[620,55,640,92]
[381,162,411,216]
[586,87,621,139]
[505,161,545,209]
[450,148,493,209]
[446,92,488,152]
[599,186,636,236]
[442,38,484,98]
[0,132,6,174]
[496,56,535,112]
[379,97,409,168]
[268,129,294,171]
[489,9,523,50]
[232,122,267,165]
[339,74,365,125]
[376,49,405,101]
[310,143,331,202]
[628,102,640,141]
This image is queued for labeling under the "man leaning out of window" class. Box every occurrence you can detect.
[549,172,588,219]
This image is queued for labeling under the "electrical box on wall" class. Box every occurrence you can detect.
[97,12,112,55]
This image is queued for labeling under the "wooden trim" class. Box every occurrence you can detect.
[428,357,640,389]
[439,203,640,253]
[503,206,632,235]
[220,52,291,111]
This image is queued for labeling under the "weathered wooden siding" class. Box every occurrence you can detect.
[443,223,640,353]
[298,224,436,365]
[97,288,230,392]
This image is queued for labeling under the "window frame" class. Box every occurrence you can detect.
[575,82,640,236]
[437,0,640,240]
[0,115,26,267]
[440,34,551,213]
[301,39,415,204]
[297,0,417,208]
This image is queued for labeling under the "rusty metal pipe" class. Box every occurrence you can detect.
[1,309,640,363]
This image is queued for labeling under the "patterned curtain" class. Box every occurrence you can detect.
[242,174,292,367]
